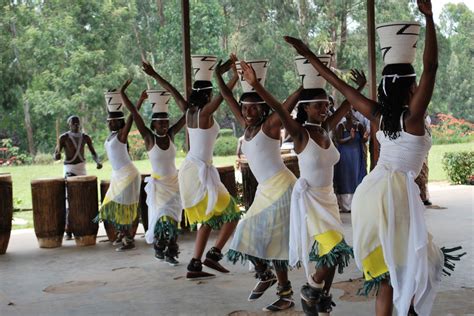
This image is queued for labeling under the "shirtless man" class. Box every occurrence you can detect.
[54,115,102,176]
[54,115,102,239]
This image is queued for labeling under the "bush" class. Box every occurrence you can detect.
[128,130,146,160]
[33,152,55,165]
[442,151,474,184]
[219,128,234,137]
[0,138,33,166]
[214,136,238,156]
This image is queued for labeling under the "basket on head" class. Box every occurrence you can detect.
[376,21,420,65]
[104,91,124,119]
[192,55,218,82]
[235,60,269,93]
[147,90,171,115]
[294,54,331,89]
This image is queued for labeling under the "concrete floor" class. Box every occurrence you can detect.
[0,183,472,316]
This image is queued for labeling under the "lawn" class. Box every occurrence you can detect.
[1,142,472,211]
[2,155,237,210]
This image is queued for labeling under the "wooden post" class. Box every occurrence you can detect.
[367,0,379,170]
[181,0,191,151]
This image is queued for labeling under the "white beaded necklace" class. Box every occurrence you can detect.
[304,121,322,127]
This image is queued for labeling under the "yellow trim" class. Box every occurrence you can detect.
[185,191,237,225]
[314,230,343,256]
[362,246,389,280]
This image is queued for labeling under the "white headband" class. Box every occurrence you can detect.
[152,118,169,121]
[240,100,266,105]
[382,73,417,96]
[297,98,330,105]
[106,116,124,121]
[192,86,213,91]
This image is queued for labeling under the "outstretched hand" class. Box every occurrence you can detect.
[284,36,312,57]
[240,60,258,86]
[142,58,158,77]
[120,79,132,94]
[350,69,367,89]
[417,0,432,16]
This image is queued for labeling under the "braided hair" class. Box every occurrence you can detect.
[189,80,213,108]
[295,88,327,125]
[377,64,417,140]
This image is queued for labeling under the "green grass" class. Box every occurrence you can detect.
[2,142,472,211]
[3,156,237,210]
[12,210,33,230]
[428,142,474,181]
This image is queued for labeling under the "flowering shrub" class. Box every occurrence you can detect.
[128,130,147,160]
[431,113,474,144]
[0,138,32,166]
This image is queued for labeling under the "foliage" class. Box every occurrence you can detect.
[0,0,472,156]
[431,113,474,144]
[0,138,32,166]
[128,130,147,160]
[214,135,237,156]
[442,151,474,185]
[33,152,54,165]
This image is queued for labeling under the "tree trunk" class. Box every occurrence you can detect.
[156,0,165,27]
[297,0,309,41]
[10,19,36,155]
[23,98,35,155]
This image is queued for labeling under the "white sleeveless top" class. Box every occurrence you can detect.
[297,130,340,187]
[376,112,431,175]
[104,133,132,171]
[241,127,286,183]
[186,109,219,163]
[147,135,177,177]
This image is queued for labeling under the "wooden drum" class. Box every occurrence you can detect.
[0,173,13,254]
[99,180,139,242]
[139,174,150,232]
[238,159,258,210]
[217,165,237,197]
[282,154,300,178]
[66,176,99,246]
[31,178,66,248]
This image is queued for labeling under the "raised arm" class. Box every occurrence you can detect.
[118,82,147,144]
[285,36,379,121]
[120,80,154,149]
[240,60,304,139]
[84,135,102,169]
[200,57,239,117]
[142,59,188,113]
[169,114,186,140]
[325,69,367,131]
[407,0,437,123]
[215,56,245,127]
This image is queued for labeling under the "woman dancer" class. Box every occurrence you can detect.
[334,109,368,212]
[285,1,465,315]
[120,79,185,266]
[97,88,145,252]
[239,61,365,314]
[217,58,302,312]
[142,57,241,280]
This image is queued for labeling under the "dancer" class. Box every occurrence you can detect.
[285,1,465,315]
[120,80,185,266]
[217,58,301,312]
[142,55,241,280]
[96,88,144,252]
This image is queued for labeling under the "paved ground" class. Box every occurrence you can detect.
[0,183,472,316]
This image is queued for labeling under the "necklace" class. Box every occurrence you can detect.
[153,132,167,138]
[304,121,322,127]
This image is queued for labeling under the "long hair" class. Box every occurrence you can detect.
[189,80,213,108]
[239,92,271,119]
[377,64,416,140]
[295,88,327,125]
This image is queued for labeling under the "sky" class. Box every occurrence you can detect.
[432,0,473,23]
